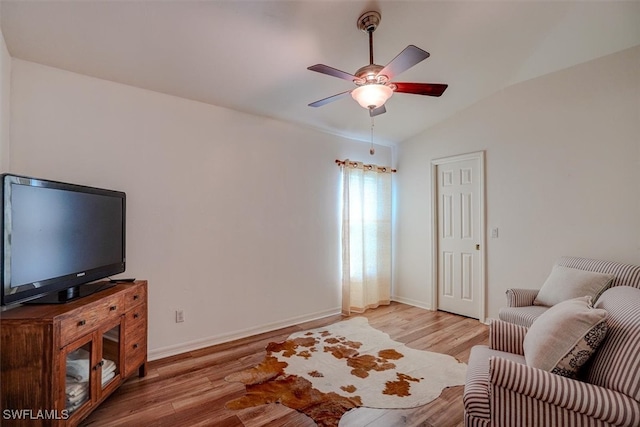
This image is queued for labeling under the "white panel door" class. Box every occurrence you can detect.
[436,157,481,318]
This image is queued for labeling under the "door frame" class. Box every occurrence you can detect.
[430,151,486,323]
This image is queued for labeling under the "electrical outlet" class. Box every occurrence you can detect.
[175,310,184,323]
[491,228,499,238]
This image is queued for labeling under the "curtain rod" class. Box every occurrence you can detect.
[335,159,397,173]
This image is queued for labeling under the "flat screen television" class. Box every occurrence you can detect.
[1,174,126,306]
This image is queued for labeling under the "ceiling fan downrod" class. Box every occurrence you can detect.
[357,11,381,66]
[355,11,385,85]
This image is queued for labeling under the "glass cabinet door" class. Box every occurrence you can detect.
[100,323,121,391]
[65,341,93,415]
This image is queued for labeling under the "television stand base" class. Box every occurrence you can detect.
[24,281,116,304]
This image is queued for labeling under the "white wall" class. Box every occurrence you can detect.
[9,59,391,359]
[0,24,10,171]
[395,46,640,320]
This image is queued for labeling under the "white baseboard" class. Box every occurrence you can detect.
[483,316,495,326]
[148,306,341,361]
[390,296,433,311]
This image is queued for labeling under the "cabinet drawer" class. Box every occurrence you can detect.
[124,302,146,333]
[124,329,147,377]
[123,302,147,377]
[123,284,146,311]
[59,295,124,347]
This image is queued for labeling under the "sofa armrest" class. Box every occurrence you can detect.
[489,320,526,355]
[489,357,640,426]
[505,288,539,307]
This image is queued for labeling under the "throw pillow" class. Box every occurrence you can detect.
[533,266,614,307]
[523,296,608,378]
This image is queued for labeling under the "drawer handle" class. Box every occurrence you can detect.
[93,360,105,370]
[133,295,139,300]
[77,320,86,326]
[110,305,118,311]
[133,343,139,349]
[133,313,139,319]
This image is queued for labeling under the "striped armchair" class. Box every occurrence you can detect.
[498,256,640,327]
[464,286,640,427]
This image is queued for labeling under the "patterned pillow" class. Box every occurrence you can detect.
[523,296,608,378]
[533,266,614,307]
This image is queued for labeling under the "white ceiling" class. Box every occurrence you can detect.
[2,1,639,145]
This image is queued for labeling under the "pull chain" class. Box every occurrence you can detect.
[369,116,375,155]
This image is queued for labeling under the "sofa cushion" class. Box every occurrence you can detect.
[555,256,640,289]
[463,345,526,421]
[523,296,608,378]
[533,266,614,307]
[586,286,640,401]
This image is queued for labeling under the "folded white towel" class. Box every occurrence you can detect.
[101,359,116,378]
[101,371,116,387]
[66,359,91,382]
[65,380,89,414]
[67,347,90,361]
[66,388,88,405]
[65,380,87,398]
[67,398,85,413]
[66,354,117,383]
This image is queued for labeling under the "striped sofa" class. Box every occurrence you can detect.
[464,285,640,426]
[498,257,640,327]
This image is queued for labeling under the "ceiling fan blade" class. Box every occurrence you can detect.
[307,64,358,82]
[377,45,430,81]
[308,90,353,107]
[369,105,386,117]
[393,82,448,97]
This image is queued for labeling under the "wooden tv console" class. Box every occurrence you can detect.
[1,281,147,426]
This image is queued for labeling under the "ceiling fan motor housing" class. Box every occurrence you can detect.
[355,64,384,84]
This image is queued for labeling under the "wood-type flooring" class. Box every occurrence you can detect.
[82,302,489,427]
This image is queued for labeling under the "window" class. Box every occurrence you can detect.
[340,161,392,315]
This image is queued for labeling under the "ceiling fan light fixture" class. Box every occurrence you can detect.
[351,84,393,110]
[307,10,446,118]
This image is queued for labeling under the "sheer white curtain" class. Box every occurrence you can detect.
[340,160,392,315]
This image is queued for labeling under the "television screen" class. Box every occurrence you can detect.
[2,174,126,306]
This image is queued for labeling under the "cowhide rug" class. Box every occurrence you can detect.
[225,316,467,426]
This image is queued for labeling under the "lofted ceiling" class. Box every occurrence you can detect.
[1,1,639,146]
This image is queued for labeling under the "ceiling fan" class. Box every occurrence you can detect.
[307,11,448,117]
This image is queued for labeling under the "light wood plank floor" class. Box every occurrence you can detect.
[81,302,488,427]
